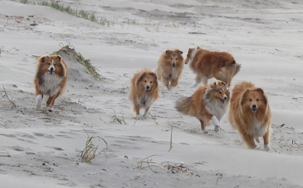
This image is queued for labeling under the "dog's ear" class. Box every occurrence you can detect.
[56,55,62,61]
[138,72,147,82]
[40,56,49,63]
[166,50,172,56]
[255,87,268,104]
[150,72,158,88]
[241,89,250,104]
[177,50,183,55]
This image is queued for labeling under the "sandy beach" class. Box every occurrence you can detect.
[1,0,303,187]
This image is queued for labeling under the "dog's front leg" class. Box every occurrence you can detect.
[143,107,150,118]
[162,76,171,90]
[212,115,221,132]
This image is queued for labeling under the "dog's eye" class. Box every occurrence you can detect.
[176,58,178,60]
[249,99,252,101]
[145,80,147,82]
[257,99,259,101]
[219,91,222,94]
[53,64,56,66]
[48,63,51,65]
[170,58,172,60]
[150,81,152,83]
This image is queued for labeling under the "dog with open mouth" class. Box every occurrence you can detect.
[155,49,184,92]
[176,80,229,133]
[129,68,159,120]
[228,81,272,151]
[34,55,67,112]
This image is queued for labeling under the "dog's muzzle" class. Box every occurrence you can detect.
[48,66,55,74]
[219,97,225,103]
[146,85,150,90]
[251,104,257,112]
[172,62,176,67]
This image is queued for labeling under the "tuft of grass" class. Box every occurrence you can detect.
[52,44,102,81]
[1,86,17,108]
[20,0,28,4]
[12,0,110,26]
[80,133,108,163]
[89,13,97,22]
[110,110,127,125]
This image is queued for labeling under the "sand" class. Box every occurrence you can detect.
[1,0,303,187]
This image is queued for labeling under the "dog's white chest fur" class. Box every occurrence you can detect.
[171,68,178,79]
[136,92,154,108]
[205,99,228,121]
[248,117,268,137]
[39,73,63,97]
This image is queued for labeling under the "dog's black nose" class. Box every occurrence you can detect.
[252,104,257,109]
[50,67,54,71]
[146,85,150,90]
[172,62,176,67]
[224,96,227,100]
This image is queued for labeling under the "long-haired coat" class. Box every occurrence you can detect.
[176,80,229,133]
[155,49,184,91]
[185,46,241,87]
[129,68,159,119]
[229,81,271,151]
[34,55,67,112]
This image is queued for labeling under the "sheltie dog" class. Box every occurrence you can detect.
[176,80,229,133]
[229,81,271,151]
[129,68,159,119]
[155,49,184,91]
[185,46,241,87]
[34,55,67,112]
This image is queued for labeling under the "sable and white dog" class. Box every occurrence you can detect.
[155,49,184,92]
[34,55,67,112]
[176,80,229,133]
[229,81,271,151]
[185,46,241,87]
[129,68,159,119]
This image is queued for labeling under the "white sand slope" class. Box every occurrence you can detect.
[1,0,303,187]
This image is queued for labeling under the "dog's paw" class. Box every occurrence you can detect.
[49,106,54,112]
[264,145,270,151]
[167,85,172,90]
[203,130,208,134]
[250,145,257,149]
[214,125,220,133]
[36,95,42,109]
[255,137,260,143]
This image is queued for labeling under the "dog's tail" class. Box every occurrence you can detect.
[230,61,241,76]
[175,96,191,115]
[217,61,241,87]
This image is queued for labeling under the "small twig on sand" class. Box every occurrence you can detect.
[281,123,285,128]
[168,124,173,152]
[99,117,106,124]
[136,155,162,173]
[148,112,158,125]
[1,86,16,108]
